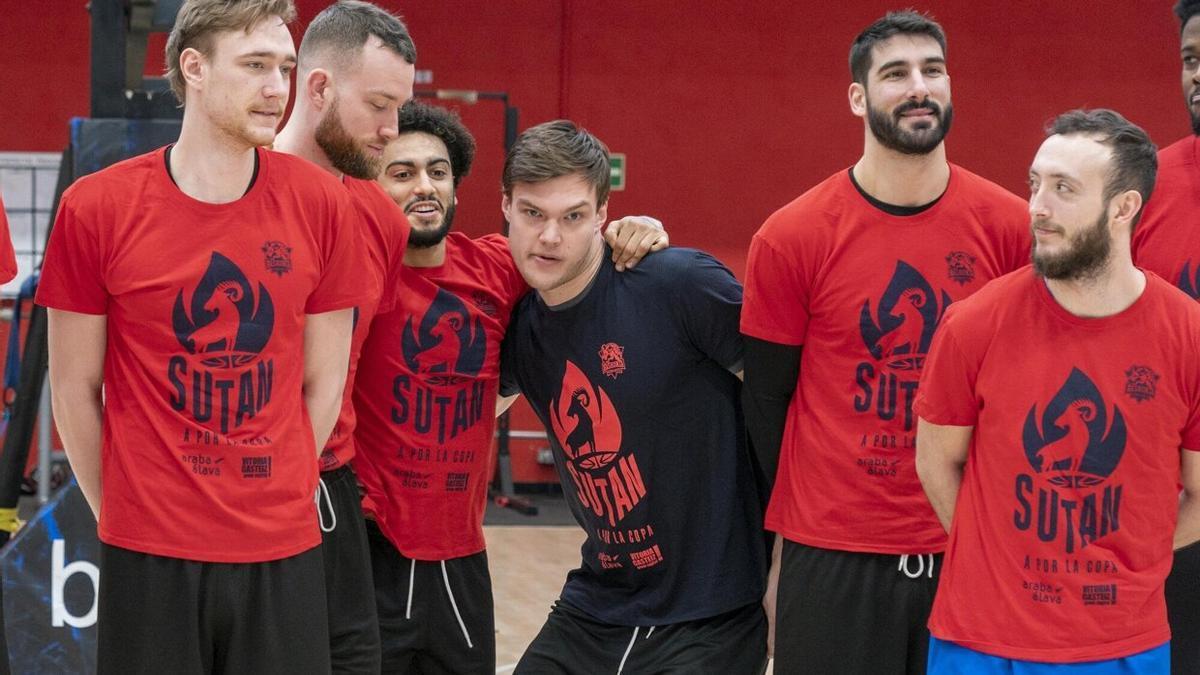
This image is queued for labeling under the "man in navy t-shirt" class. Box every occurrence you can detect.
[498,120,767,674]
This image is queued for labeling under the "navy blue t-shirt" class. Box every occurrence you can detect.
[500,247,766,626]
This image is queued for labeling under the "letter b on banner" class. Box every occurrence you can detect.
[51,539,97,628]
[2,480,99,673]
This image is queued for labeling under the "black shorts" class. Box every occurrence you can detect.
[1167,540,1200,675]
[774,540,941,675]
[96,543,329,675]
[514,600,767,675]
[366,520,495,674]
[318,464,381,673]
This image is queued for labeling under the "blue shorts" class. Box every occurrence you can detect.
[927,636,1169,674]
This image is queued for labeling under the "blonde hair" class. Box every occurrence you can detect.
[165,0,298,103]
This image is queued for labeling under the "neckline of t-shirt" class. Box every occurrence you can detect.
[155,145,270,211]
[1032,267,1155,329]
[842,162,957,222]
[538,247,609,312]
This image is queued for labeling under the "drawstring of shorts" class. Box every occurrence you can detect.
[617,627,639,674]
[440,561,474,648]
[405,558,415,620]
[616,625,656,674]
[898,553,935,579]
[315,478,337,533]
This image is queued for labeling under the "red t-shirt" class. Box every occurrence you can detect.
[1133,135,1200,297]
[319,178,409,472]
[352,232,528,560]
[741,165,1029,554]
[0,193,17,283]
[914,269,1200,662]
[36,146,363,562]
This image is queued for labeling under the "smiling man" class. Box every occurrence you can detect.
[353,102,671,674]
[916,108,1197,674]
[37,1,362,673]
[740,10,1030,674]
[497,120,767,674]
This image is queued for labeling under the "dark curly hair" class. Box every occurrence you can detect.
[397,101,476,187]
[1177,0,1200,31]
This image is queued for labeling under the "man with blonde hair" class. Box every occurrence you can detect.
[38,1,359,672]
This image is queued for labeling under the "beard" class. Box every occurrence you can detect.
[315,99,381,180]
[867,96,954,155]
[1031,209,1112,281]
[406,198,456,248]
[1190,95,1200,136]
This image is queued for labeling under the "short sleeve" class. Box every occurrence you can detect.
[912,305,981,426]
[674,251,744,371]
[306,186,364,315]
[1183,335,1200,451]
[740,233,810,346]
[36,192,109,314]
[0,193,17,283]
[368,187,410,316]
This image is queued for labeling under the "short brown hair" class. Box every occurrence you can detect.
[502,120,610,206]
[298,1,416,73]
[165,0,298,104]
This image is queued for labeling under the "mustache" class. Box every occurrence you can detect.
[894,98,941,117]
[404,198,443,212]
[1031,218,1064,235]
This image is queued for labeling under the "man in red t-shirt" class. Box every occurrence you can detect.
[37,1,360,672]
[272,3,414,670]
[740,10,1029,673]
[353,101,667,674]
[1131,4,1200,672]
[916,109,1198,671]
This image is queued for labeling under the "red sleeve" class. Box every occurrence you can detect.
[740,232,809,345]
[1184,330,1200,451]
[305,185,364,315]
[473,233,529,305]
[913,305,980,426]
[35,190,109,314]
[375,199,410,316]
[0,193,17,283]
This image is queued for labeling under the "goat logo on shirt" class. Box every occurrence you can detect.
[855,260,951,432]
[550,360,646,529]
[1015,368,1125,554]
[168,252,275,435]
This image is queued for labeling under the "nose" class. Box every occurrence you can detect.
[413,170,435,196]
[1192,62,1200,85]
[263,67,288,100]
[539,220,562,246]
[908,68,930,100]
[1028,187,1050,221]
[379,109,399,142]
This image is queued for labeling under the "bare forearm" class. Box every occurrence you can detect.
[918,457,963,532]
[1176,491,1200,550]
[305,382,345,457]
[53,387,103,519]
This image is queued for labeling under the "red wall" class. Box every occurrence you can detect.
[2,2,1186,482]
[1,1,1187,264]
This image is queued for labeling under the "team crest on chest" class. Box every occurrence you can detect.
[261,241,293,277]
[1123,365,1159,403]
[945,251,976,285]
[598,342,626,379]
